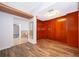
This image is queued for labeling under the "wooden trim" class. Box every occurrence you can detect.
[0,3,33,19]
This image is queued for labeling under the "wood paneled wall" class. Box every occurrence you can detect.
[37,11,78,48]
[66,12,78,48]
[37,20,48,39]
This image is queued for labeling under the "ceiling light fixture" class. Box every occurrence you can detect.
[45,10,59,17]
[57,18,66,22]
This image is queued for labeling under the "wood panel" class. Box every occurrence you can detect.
[37,20,42,39]
[43,22,48,39]
[55,17,67,43]
[47,20,56,40]
[0,3,33,19]
[66,12,78,48]
[37,20,48,39]
[78,3,79,48]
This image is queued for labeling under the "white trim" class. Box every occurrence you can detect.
[28,16,37,44]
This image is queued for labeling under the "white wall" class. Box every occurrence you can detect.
[0,12,30,50]
[0,11,37,50]
[0,12,13,50]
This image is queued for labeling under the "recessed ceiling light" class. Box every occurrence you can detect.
[44,10,59,17]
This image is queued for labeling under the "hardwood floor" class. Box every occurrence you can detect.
[0,39,79,57]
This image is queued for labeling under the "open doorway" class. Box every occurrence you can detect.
[13,17,29,46]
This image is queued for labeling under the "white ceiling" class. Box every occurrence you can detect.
[38,2,78,21]
[3,2,55,15]
[3,2,78,21]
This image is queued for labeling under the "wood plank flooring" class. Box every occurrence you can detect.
[0,39,79,57]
